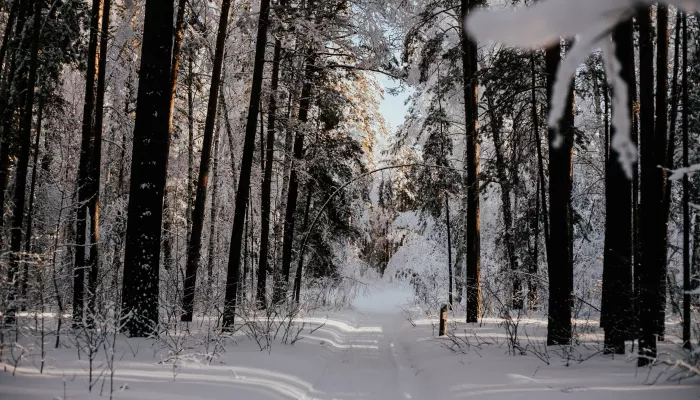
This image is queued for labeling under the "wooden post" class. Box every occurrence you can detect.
[439,304,448,336]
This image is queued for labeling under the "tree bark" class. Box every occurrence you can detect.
[681,12,691,351]
[207,122,220,287]
[0,0,26,244]
[293,183,314,303]
[488,94,521,310]
[545,40,574,346]
[661,12,682,303]
[20,96,42,298]
[461,0,480,323]
[222,0,272,328]
[638,6,666,359]
[7,0,41,323]
[276,50,316,305]
[161,0,188,273]
[530,52,546,310]
[87,0,111,322]
[0,0,18,76]
[121,0,174,337]
[257,30,283,308]
[72,0,102,326]
[181,0,232,323]
[602,19,635,354]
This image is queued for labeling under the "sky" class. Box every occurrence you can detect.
[376,74,412,132]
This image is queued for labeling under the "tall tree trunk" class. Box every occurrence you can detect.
[655,10,670,338]
[257,29,283,308]
[86,0,111,322]
[72,0,102,325]
[638,7,666,361]
[602,19,635,354]
[0,0,26,245]
[488,95,521,310]
[445,195,453,308]
[20,96,42,298]
[0,0,17,76]
[167,0,187,132]
[293,183,314,303]
[186,51,194,244]
[222,0,272,328]
[121,0,174,337]
[7,0,41,323]
[461,0,480,323]
[276,90,296,282]
[531,52,546,310]
[545,40,574,346]
[207,123,220,287]
[161,0,188,273]
[276,51,316,305]
[661,12,682,304]
[681,12,691,351]
[181,0,232,323]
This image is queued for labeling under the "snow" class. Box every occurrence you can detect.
[1,283,698,399]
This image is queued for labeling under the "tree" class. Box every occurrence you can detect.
[73,0,102,326]
[602,18,635,355]
[277,51,316,304]
[545,39,574,346]
[681,10,691,351]
[654,3,670,339]
[121,0,174,337]
[638,4,666,363]
[181,0,232,323]
[7,0,43,322]
[461,0,481,324]
[85,0,111,323]
[257,0,286,307]
[223,0,272,327]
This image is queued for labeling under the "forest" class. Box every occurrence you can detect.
[0,0,699,398]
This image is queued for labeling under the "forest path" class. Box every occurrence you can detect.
[306,308,431,400]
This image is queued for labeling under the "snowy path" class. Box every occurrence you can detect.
[305,310,430,400]
[1,283,699,399]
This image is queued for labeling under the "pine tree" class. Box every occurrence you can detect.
[73,0,102,326]
[181,0,233,323]
[223,0,272,327]
[121,0,174,337]
[461,0,481,323]
[545,40,574,346]
[603,18,635,355]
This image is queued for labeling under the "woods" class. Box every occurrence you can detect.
[0,1,699,397]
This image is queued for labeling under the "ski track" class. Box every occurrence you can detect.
[1,283,699,399]
[306,311,430,400]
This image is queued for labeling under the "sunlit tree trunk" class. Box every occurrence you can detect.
[73,0,102,326]
[86,0,111,322]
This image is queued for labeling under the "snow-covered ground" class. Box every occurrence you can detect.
[1,282,698,399]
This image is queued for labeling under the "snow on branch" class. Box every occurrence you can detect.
[464,0,700,179]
